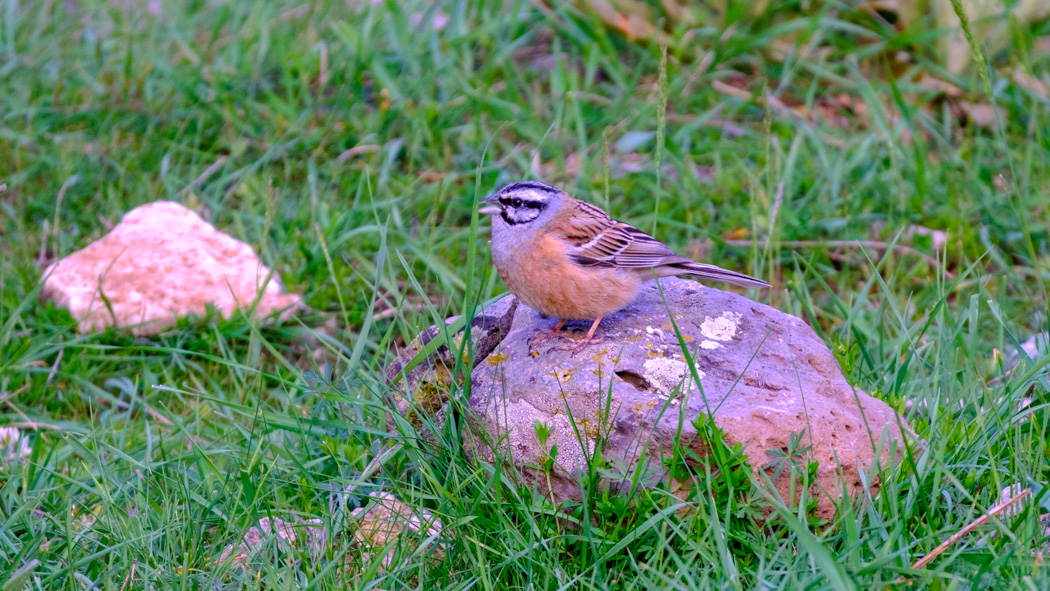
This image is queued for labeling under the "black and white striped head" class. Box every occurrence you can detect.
[479,181,563,227]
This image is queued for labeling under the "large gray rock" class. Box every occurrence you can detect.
[467,278,911,519]
[386,296,518,427]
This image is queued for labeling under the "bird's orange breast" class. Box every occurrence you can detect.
[497,234,642,320]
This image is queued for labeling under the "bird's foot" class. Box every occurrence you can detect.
[527,322,571,352]
[556,335,604,356]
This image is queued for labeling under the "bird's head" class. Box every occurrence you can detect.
[479,180,563,228]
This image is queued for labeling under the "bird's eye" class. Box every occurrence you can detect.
[512,198,522,207]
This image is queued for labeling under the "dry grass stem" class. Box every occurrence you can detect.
[910,488,1032,572]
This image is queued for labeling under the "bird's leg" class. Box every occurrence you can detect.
[528,318,570,350]
[557,315,605,354]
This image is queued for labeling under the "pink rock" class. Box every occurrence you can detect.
[42,201,300,335]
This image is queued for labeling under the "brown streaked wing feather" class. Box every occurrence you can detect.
[551,200,770,288]
[557,214,612,247]
[556,210,683,269]
[608,224,683,266]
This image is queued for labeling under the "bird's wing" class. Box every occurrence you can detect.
[555,205,684,269]
[553,200,769,287]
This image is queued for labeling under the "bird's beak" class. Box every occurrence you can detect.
[478,194,502,216]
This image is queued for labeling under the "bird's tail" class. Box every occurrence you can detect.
[665,261,770,289]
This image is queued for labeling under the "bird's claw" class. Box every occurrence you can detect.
[556,336,604,356]
[527,328,572,353]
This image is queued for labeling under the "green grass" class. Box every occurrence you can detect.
[2,0,1050,588]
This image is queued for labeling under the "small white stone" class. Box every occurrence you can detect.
[999,483,1028,518]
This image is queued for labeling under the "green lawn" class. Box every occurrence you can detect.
[2,0,1050,588]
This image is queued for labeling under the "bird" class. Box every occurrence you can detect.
[478,180,770,352]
